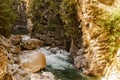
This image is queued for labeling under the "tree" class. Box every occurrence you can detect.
[0,0,18,37]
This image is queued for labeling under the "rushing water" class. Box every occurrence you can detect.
[39,47,101,80]
[20,35,100,80]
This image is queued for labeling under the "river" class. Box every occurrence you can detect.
[39,47,101,80]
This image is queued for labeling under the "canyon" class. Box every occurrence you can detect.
[0,0,120,80]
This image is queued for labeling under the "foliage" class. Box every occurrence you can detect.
[30,0,61,33]
[30,0,80,38]
[98,8,120,58]
[0,0,18,37]
[59,0,80,38]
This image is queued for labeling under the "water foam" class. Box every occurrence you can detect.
[39,47,73,70]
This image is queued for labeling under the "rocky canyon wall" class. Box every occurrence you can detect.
[75,0,120,79]
[30,0,82,51]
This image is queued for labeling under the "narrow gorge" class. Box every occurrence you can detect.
[0,0,120,80]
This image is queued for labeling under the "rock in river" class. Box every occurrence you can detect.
[20,50,46,73]
[21,38,43,50]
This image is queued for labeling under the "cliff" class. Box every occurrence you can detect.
[75,0,120,79]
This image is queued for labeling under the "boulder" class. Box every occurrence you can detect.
[20,50,46,73]
[21,39,43,50]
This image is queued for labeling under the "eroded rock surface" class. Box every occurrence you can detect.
[21,38,43,50]
[0,35,10,80]
[102,49,120,80]
[76,0,120,77]
[10,35,22,45]
[0,46,7,80]
[31,72,55,80]
[0,35,52,80]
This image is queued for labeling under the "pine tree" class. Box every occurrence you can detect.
[0,0,17,37]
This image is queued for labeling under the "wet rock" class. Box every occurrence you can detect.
[69,39,79,57]
[74,56,85,69]
[49,47,59,54]
[21,35,31,41]
[20,50,46,73]
[21,39,43,50]
[41,72,55,79]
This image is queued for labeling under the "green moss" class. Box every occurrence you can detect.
[97,8,120,60]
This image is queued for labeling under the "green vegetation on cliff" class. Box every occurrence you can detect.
[30,0,61,32]
[98,8,120,59]
[88,4,120,60]
[0,0,18,37]
[30,0,80,38]
[60,0,79,38]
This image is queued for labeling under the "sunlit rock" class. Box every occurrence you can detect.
[0,35,10,79]
[0,38,11,48]
[20,50,46,73]
[0,46,8,80]
[10,35,22,45]
[12,72,30,80]
[30,72,55,80]
[21,38,43,50]
[102,49,120,80]
[75,0,120,76]
[10,45,21,54]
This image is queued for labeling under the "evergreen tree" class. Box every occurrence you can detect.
[30,0,80,38]
[0,0,17,37]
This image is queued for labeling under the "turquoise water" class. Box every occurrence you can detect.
[46,61,101,80]
[46,65,85,80]
[40,47,101,80]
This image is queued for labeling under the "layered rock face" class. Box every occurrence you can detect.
[0,46,7,80]
[75,0,120,77]
[0,35,49,80]
[103,49,120,80]
[0,35,14,80]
